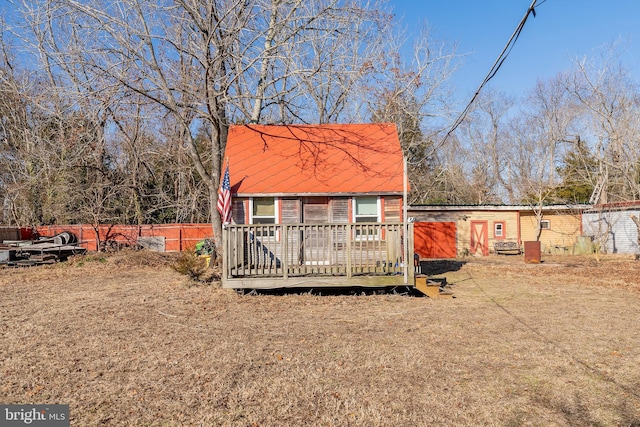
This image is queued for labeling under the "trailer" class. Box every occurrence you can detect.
[0,231,86,267]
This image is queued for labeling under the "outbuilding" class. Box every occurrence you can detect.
[409,204,588,257]
[582,201,640,255]
[220,123,414,290]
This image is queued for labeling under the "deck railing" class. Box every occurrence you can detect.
[222,223,413,285]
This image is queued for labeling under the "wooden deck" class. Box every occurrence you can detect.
[222,223,414,289]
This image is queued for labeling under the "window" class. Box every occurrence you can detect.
[540,219,550,230]
[354,197,379,223]
[353,197,380,239]
[252,197,276,224]
[494,221,505,239]
[251,197,278,237]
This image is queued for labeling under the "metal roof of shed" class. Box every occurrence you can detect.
[224,123,405,196]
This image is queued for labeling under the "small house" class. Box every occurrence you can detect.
[221,123,413,289]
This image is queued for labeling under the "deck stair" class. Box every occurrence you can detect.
[414,276,454,299]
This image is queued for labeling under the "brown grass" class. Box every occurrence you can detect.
[1,252,640,426]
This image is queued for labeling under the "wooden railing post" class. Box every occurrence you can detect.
[282,225,288,280]
[222,225,228,286]
[346,224,352,278]
[407,222,415,284]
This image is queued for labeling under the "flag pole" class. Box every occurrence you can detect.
[226,157,232,226]
[217,158,232,227]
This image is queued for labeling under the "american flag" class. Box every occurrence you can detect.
[217,165,232,224]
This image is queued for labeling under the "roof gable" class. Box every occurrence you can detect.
[224,123,404,195]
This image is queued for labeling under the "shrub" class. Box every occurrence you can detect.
[170,251,208,281]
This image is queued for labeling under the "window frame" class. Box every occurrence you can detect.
[250,197,279,238]
[494,221,506,240]
[540,219,550,230]
[352,196,381,240]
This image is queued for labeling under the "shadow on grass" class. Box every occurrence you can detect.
[235,285,426,297]
[419,259,466,276]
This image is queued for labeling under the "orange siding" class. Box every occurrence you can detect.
[414,222,457,259]
[36,224,214,252]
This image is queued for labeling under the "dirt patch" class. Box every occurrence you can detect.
[1,253,640,426]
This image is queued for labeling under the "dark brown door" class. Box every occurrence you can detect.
[302,197,329,264]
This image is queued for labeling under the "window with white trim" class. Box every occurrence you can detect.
[540,219,550,230]
[251,197,278,237]
[494,222,504,239]
[353,196,380,239]
[354,197,379,222]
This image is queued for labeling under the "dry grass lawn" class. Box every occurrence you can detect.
[1,251,640,426]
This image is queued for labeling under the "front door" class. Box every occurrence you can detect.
[470,220,489,256]
[302,197,330,264]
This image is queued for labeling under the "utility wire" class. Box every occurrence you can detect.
[434,0,540,150]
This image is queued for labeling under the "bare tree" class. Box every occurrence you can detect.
[367,23,459,203]
[19,0,406,253]
[454,90,515,204]
[564,46,640,204]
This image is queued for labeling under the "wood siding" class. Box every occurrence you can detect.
[281,198,301,223]
[409,211,463,223]
[303,197,329,223]
[232,199,246,224]
[234,196,402,225]
[331,198,350,222]
[455,211,519,256]
[383,196,402,222]
[409,208,520,256]
[520,212,582,253]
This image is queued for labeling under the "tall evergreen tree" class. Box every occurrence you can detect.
[553,139,597,204]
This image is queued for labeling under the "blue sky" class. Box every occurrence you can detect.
[391,0,640,103]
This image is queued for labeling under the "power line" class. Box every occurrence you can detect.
[434,0,541,150]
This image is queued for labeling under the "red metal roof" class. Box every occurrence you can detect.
[224,123,405,195]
